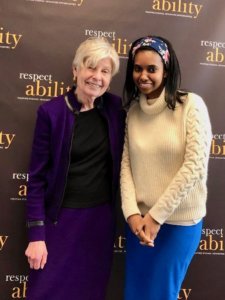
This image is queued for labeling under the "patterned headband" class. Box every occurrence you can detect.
[132,37,170,66]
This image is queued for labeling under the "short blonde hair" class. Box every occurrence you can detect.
[72,37,120,76]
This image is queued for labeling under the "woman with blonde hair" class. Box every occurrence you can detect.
[25,37,125,300]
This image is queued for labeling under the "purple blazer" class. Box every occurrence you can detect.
[26,88,125,242]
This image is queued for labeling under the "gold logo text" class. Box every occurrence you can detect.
[0,132,15,149]
[178,288,192,300]
[152,0,203,18]
[0,236,9,251]
[0,27,22,49]
[12,282,27,299]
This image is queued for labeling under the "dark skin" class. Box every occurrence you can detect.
[133,50,166,100]
[127,214,160,247]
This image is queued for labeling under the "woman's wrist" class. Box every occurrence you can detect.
[148,212,161,225]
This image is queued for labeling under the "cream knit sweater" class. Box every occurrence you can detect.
[121,89,212,225]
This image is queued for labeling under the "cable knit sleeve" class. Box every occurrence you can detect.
[120,116,141,220]
[149,94,212,224]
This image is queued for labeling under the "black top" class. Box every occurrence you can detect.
[62,107,112,208]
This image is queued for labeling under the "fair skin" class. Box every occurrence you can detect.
[73,57,112,111]
[128,50,166,246]
[25,57,113,270]
[25,241,48,270]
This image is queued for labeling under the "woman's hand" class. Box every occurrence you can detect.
[127,214,143,234]
[25,241,48,270]
[139,213,161,246]
[127,214,154,247]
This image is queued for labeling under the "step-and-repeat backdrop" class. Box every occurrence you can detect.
[1,0,225,299]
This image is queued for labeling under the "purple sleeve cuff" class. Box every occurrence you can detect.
[28,225,46,242]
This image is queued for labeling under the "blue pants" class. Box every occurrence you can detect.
[124,221,202,300]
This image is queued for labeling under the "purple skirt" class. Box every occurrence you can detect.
[26,203,115,300]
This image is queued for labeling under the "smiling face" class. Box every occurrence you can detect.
[133,50,166,99]
[73,57,112,102]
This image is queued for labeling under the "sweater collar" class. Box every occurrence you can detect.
[139,88,167,115]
